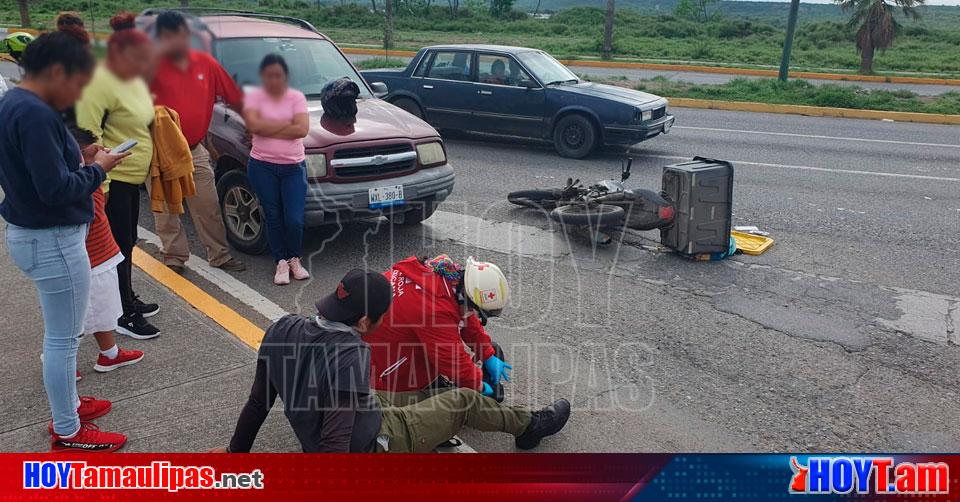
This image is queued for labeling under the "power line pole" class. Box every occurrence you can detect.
[778,0,800,81]
[602,0,615,60]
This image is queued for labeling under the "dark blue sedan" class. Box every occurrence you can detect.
[361,44,676,158]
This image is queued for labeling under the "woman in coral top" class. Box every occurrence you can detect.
[242,54,311,285]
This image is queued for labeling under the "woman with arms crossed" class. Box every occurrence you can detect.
[243,54,311,285]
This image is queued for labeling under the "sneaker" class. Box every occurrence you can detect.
[47,396,113,434]
[94,348,144,373]
[214,257,246,272]
[274,260,290,286]
[116,313,160,340]
[51,422,126,453]
[515,398,571,450]
[129,296,159,318]
[288,257,310,280]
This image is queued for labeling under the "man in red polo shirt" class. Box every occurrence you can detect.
[149,10,244,273]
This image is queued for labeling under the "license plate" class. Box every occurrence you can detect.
[368,185,405,208]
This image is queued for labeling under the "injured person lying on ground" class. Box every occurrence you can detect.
[365,255,514,407]
[214,269,570,453]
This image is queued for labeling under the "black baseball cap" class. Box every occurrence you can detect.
[316,269,392,324]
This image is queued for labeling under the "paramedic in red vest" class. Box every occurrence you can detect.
[367,255,512,406]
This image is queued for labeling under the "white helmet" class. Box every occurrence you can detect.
[463,256,509,315]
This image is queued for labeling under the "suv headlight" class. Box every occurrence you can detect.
[416,141,446,167]
[635,108,652,122]
[304,154,327,179]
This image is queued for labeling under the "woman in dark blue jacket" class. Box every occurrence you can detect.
[0,27,129,453]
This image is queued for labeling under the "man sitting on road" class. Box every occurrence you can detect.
[216,269,570,453]
[365,255,512,407]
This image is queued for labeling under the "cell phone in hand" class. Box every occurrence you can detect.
[112,139,139,154]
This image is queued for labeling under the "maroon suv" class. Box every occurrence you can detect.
[138,11,455,255]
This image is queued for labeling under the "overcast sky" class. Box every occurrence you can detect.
[732,0,960,4]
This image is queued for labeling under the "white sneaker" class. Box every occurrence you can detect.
[274,260,291,285]
[288,257,310,280]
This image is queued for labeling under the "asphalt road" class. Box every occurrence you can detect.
[349,54,960,96]
[133,106,960,452]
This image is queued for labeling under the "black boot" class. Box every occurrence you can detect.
[515,398,571,450]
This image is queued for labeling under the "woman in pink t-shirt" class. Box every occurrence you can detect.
[243,54,311,285]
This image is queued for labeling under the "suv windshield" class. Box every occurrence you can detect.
[516,51,578,86]
[214,37,371,98]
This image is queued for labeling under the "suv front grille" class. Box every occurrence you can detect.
[652,106,666,120]
[330,143,416,178]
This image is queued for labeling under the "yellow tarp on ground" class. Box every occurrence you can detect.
[732,230,774,255]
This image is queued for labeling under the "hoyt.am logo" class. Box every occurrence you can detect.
[789,456,949,495]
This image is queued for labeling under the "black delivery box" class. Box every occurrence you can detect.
[660,157,734,255]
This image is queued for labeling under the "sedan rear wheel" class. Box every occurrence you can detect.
[553,114,597,159]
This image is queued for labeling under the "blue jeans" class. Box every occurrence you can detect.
[5,223,89,436]
[247,158,307,263]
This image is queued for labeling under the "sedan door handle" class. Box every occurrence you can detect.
[478,90,493,96]
[422,84,434,89]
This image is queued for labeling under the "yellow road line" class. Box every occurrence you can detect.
[667,97,960,125]
[131,247,264,350]
[17,27,955,86]
[337,46,959,86]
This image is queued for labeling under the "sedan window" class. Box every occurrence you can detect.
[425,51,473,82]
[477,54,533,87]
[516,51,579,86]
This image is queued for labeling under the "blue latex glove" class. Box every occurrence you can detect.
[481,381,494,397]
[483,355,512,385]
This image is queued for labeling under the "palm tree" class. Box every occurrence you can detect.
[836,0,924,74]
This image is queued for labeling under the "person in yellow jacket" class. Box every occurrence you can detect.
[75,12,160,340]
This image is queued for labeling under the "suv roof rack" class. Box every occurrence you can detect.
[138,8,321,35]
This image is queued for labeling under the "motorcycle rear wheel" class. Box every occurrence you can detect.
[507,189,565,209]
[549,203,625,226]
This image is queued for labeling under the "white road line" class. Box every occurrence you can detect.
[137,226,289,322]
[674,125,960,149]
[630,153,960,182]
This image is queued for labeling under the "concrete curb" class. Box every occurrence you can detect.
[667,97,960,125]
[132,247,265,349]
[338,47,960,87]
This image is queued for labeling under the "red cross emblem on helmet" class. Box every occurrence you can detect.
[486,291,497,300]
[476,264,488,271]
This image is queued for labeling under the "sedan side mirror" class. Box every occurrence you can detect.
[370,82,389,98]
[519,79,539,89]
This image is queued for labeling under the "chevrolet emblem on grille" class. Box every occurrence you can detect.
[372,155,388,165]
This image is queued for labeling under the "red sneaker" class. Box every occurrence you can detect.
[50,422,126,453]
[93,348,144,373]
[47,396,113,434]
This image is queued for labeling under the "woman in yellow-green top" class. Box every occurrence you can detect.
[76,12,160,335]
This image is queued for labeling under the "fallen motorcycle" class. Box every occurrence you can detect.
[507,158,676,233]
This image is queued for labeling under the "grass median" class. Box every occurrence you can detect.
[600,76,960,115]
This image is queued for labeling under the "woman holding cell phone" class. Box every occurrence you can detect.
[75,12,160,339]
[242,54,311,285]
[0,27,130,452]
